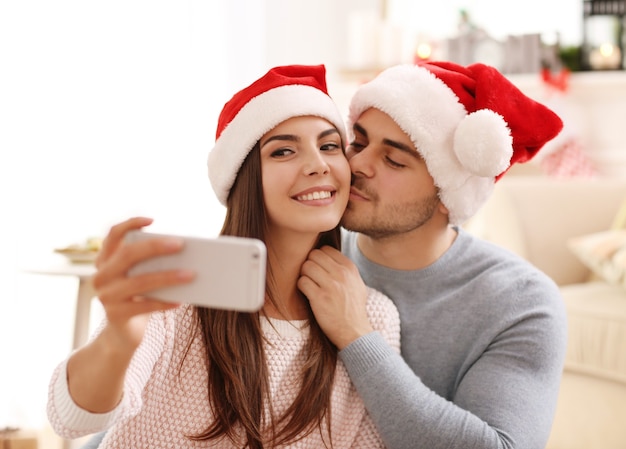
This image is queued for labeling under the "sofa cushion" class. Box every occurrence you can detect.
[568,229,626,288]
[547,370,626,449]
[476,177,626,286]
[561,281,626,384]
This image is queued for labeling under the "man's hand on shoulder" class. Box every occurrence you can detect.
[298,246,374,349]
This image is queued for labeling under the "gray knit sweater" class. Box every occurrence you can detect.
[340,227,568,449]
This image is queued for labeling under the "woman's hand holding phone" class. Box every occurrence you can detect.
[92,217,194,351]
[89,215,266,354]
[65,217,195,413]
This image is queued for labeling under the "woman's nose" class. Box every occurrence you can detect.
[304,151,330,175]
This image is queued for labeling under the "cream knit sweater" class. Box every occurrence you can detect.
[47,287,400,448]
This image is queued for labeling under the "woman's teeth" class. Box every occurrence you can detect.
[296,191,331,201]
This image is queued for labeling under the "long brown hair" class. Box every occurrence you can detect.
[189,144,341,448]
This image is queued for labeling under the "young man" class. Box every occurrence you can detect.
[298,62,568,449]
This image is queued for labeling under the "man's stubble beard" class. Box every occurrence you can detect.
[341,188,441,240]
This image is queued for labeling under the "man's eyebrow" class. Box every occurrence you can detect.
[353,122,368,139]
[382,138,417,157]
[354,121,418,158]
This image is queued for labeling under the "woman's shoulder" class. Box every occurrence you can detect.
[365,287,401,350]
[365,287,400,325]
[365,286,395,307]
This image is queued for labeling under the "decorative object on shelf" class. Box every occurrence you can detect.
[582,0,625,70]
[446,32,551,74]
[0,427,38,449]
[413,39,433,63]
[534,66,598,178]
[502,33,543,74]
[346,10,382,71]
[345,3,404,72]
[539,138,597,178]
[589,42,622,69]
[541,66,571,91]
[54,236,102,264]
[558,45,584,71]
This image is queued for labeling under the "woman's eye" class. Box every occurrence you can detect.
[270,148,294,158]
[320,142,341,152]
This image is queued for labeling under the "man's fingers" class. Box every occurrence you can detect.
[299,259,326,287]
[297,275,318,297]
[306,246,347,271]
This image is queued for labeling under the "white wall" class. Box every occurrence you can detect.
[0,0,262,429]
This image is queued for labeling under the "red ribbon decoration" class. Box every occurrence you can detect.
[541,67,570,93]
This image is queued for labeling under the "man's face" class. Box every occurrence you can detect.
[341,108,443,239]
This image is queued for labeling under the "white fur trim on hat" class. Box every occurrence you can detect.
[208,84,346,205]
[348,64,509,225]
[454,110,512,178]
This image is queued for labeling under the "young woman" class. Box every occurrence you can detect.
[47,65,400,449]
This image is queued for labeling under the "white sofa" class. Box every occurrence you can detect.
[467,175,626,449]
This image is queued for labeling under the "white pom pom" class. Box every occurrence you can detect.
[453,110,513,178]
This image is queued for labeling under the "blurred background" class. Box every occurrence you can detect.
[0,0,621,446]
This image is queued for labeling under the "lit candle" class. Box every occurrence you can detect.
[589,43,622,70]
[414,42,432,62]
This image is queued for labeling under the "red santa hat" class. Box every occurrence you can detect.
[348,61,563,225]
[208,64,347,205]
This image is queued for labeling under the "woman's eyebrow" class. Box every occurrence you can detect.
[260,134,299,148]
[319,128,340,139]
[261,128,339,148]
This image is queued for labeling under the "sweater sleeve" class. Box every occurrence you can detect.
[349,411,386,448]
[339,279,568,449]
[47,359,129,437]
[47,311,169,439]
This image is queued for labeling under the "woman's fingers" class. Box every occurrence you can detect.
[104,295,180,323]
[97,268,194,309]
[92,217,195,327]
[93,233,185,292]
[95,217,153,269]
[88,217,197,351]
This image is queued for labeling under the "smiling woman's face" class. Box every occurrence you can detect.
[259,115,349,238]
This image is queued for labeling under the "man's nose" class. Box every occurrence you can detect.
[348,148,373,178]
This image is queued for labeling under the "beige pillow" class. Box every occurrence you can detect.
[568,229,626,288]
[612,197,626,230]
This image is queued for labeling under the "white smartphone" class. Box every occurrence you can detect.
[125,230,266,312]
